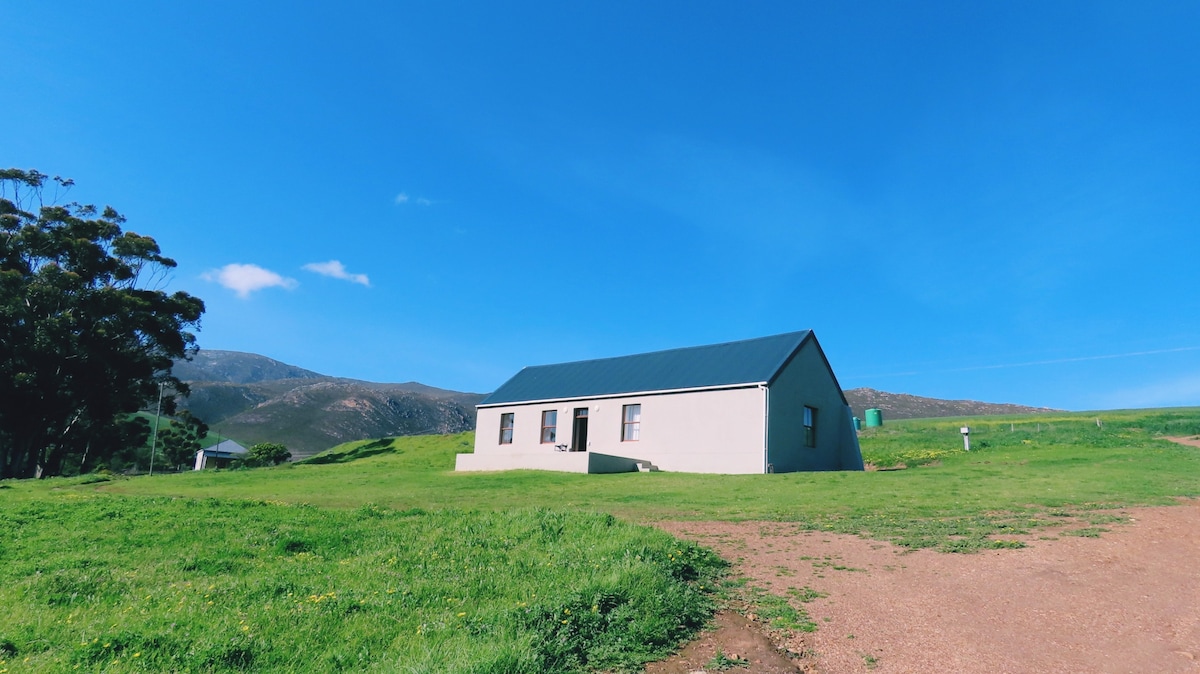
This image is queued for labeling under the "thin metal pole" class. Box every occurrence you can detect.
[148,382,164,476]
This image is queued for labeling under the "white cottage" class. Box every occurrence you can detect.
[455,331,863,474]
[193,439,248,470]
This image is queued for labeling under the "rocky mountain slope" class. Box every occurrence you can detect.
[175,351,482,458]
[171,350,325,384]
[844,387,1057,421]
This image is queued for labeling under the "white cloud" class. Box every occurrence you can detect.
[302,260,370,287]
[395,192,433,206]
[201,263,298,299]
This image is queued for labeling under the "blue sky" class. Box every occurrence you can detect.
[4,2,1199,410]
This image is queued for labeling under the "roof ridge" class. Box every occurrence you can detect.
[519,330,811,371]
[480,330,814,406]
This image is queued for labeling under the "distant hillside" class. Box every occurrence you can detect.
[845,388,1058,421]
[172,350,325,384]
[173,351,483,458]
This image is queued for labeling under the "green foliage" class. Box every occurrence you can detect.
[0,169,205,479]
[741,584,819,632]
[242,442,291,467]
[706,649,750,670]
[157,411,209,471]
[0,495,723,673]
[788,586,827,603]
[1063,526,1109,538]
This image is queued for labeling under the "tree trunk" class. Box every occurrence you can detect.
[79,439,91,475]
[19,437,44,479]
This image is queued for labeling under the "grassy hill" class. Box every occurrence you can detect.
[3,407,1199,672]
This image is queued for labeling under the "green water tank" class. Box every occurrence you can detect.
[852,416,862,431]
[865,408,884,427]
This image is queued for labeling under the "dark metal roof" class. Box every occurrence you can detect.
[202,440,247,458]
[480,331,813,406]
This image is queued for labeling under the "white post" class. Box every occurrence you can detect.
[960,426,970,451]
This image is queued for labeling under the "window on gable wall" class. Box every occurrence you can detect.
[803,406,817,448]
[622,404,641,441]
[541,410,557,443]
[499,413,514,444]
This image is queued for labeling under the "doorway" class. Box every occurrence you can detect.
[571,408,589,452]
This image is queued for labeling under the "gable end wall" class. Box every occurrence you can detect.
[766,339,864,471]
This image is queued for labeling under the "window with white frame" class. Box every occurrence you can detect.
[622,404,641,441]
[803,406,817,448]
[499,412,514,444]
[541,410,557,444]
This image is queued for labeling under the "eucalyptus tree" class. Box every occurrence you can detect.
[0,169,205,478]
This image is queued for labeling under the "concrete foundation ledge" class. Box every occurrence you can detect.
[454,451,639,474]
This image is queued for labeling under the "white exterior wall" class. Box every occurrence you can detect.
[469,386,767,474]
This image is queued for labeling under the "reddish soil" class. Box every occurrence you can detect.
[650,499,1200,673]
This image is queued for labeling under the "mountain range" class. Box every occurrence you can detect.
[173,351,1055,458]
[174,351,483,458]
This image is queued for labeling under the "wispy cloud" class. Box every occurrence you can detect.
[201,263,298,298]
[395,192,433,206]
[302,260,370,287]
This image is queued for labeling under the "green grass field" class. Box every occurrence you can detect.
[97,409,1200,547]
[2,408,1198,672]
[0,495,721,673]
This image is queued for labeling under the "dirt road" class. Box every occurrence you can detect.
[652,499,1200,673]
